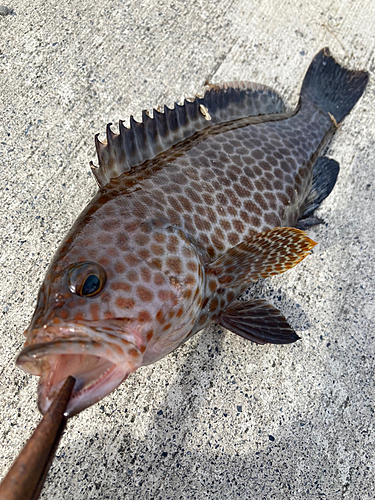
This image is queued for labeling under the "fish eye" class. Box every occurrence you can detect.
[67,262,107,298]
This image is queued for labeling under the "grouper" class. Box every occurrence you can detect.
[16,48,368,417]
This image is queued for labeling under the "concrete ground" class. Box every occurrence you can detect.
[0,0,374,498]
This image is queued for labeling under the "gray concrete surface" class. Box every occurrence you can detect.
[0,0,374,498]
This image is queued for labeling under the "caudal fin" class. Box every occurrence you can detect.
[301,48,368,124]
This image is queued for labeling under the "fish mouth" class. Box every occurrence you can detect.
[16,324,143,417]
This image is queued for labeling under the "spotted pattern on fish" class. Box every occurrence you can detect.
[15,48,369,417]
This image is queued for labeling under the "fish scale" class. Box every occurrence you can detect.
[15,48,368,417]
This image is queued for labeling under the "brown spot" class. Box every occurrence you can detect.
[125,254,140,267]
[104,311,114,319]
[194,215,208,231]
[176,307,184,317]
[113,344,125,356]
[209,297,219,312]
[134,234,150,246]
[114,262,126,274]
[99,257,110,267]
[141,267,151,282]
[156,309,165,324]
[128,348,139,358]
[206,207,217,224]
[209,279,217,293]
[182,246,194,259]
[59,310,68,320]
[233,183,249,198]
[220,219,231,231]
[185,274,196,287]
[90,303,100,321]
[254,193,268,211]
[111,282,132,292]
[80,239,93,247]
[138,310,152,323]
[240,211,250,224]
[107,248,118,257]
[250,215,261,228]
[151,258,162,270]
[138,249,150,260]
[154,232,166,243]
[167,235,179,253]
[146,330,154,341]
[166,257,182,275]
[199,233,210,246]
[98,233,113,245]
[198,313,207,326]
[158,290,177,304]
[154,273,166,286]
[244,200,257,213]
[202,297,209,308]
[207,246,216,258]
[178,196,192,212]
[187,261,198,273]
[137,286,154,302]
[151,244,165,256]
[227,206,237,217]
[116,297,135,309]
[140,345,146,353]
[162,322,172,332]
[117,234,128,251]
[233,220,244,233]
[127,270,139,283]
[228,232,240,246]
[74,312,84,321]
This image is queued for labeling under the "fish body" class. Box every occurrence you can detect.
[16,49,368,416]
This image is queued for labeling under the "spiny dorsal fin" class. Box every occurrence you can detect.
[91,82,285,187]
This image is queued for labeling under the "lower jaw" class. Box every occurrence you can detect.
[38,361,130,417]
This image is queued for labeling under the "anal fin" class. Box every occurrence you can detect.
[296,156,339,229]
[219,299,300,345]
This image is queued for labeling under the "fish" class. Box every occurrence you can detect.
[15,48,368,417]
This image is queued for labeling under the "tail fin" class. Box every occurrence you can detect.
[300,48,368,124]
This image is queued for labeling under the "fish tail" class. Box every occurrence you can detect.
[300,48,368,124]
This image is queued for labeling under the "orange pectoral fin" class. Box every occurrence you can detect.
[206,227,317,289]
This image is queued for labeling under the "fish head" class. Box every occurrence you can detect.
[16,203,205,417]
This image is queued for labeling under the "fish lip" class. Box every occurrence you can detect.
[17,321,142,372]
[37,362,129,417]
[16,322,143,416]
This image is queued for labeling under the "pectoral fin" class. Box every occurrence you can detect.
[219,299,299,345]
[206,227,316,290]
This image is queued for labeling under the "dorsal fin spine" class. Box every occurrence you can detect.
[93,82,286,187]
[106,123,115,148]
[129,116,143,165]
[123,123,137,168]
[143,112,158,158]
[118,121,131,172]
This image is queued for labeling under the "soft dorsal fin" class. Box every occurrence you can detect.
[90,82,285,187]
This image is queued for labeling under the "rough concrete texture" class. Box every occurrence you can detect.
[0,0,374,498]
